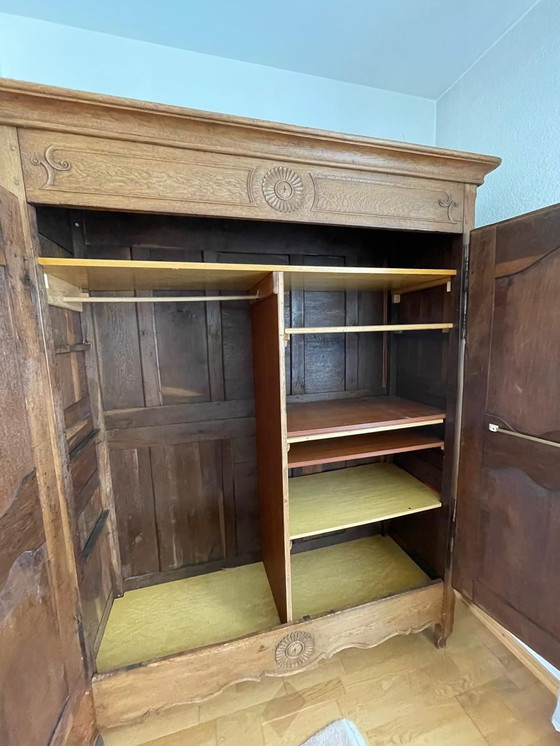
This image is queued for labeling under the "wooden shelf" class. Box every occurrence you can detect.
[289,463,441,539]
[96,562,280,672]
[287,396,445,443]
[38,258,455,294]
[288,430,443,467]
[291,536,430,619]
[286,323,453,334]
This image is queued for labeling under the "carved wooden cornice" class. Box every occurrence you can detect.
[0,78,500,185]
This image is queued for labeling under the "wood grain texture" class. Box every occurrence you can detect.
[93,581,443,728]
[0,263,70,746]
[80,301,123,599]
[0,548,70,746]
[38,257,456,293]
[0,79,499,187]
[456,204,560,668]
[288,429,443,467]
[0,129,88,741]
[43,219,119,664]
[287,395,445,441]
[251,273,291,622]
[99,598,558,746]
[289,464,441,539]
[18,126,474,232]
[0,80,503,743]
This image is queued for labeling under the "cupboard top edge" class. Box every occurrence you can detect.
[0,78,500,185]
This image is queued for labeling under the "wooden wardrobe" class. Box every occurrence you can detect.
[0,79,558,745]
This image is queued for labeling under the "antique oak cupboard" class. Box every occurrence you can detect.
[0,80,558,745]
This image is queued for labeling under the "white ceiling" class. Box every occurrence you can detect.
[0,0,539,98]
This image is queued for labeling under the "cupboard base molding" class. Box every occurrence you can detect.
[459,594,559,696]
[92,581,443,728]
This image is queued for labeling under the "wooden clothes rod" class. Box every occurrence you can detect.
[62,294,260,303]
[488,423,560,449]
[286,323,454,334]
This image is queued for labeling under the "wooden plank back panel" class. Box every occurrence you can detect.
[72,209,456,590]
[251,273,291,622]
[108,448,159,581]
[151,440,226,571]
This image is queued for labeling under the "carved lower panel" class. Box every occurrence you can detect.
[20,130,464,232]
[92,581,443,728]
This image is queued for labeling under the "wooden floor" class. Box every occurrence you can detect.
[101,600,559,746]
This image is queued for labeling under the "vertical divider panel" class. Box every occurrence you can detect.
[251,271,291,623]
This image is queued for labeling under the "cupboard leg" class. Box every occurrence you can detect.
[434,582,455,648]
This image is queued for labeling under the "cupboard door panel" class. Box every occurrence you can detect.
[456,204,560,667]
[0,267,69,745]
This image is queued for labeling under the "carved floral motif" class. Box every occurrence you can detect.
[438,191,459,223]
[275,631,315,668]
[262,166,304,212]
[30,145,72,188]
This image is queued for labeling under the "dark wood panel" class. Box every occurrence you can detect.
[154,292,210,405]
[45,267,117,662]
[109,448,159,579]
[0,254,70,745]
[77,209,454,589]
[394,448,444,493]
[0,470,44,589]
[123,550,262,591]
[151,440,226,571]
[488,249,560,436]
[0,271,35,514]
[105,398,253,430]
[80,524,114,655]
[231,435,260,557]
[494,202,560,272]
[457,204,560,665]
[106,416,254,448]
[0,547,69,746]
[56,349,89,411]
[454,226,496,597]
[82,211,386,260]
[69,436,98,498]
[301,256,346,394]
[92,286,145,411]
[478,437,560,640]
[74,469,101,521]
[77,485,103,551]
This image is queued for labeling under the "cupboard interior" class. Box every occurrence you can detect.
[36,207,460,673]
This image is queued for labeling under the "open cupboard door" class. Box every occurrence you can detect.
[454,204,560,668]
[0,130,94,745]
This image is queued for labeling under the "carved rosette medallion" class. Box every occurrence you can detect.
[275,631,315,668]
[262,166,305,212]
[438,191,459,223]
